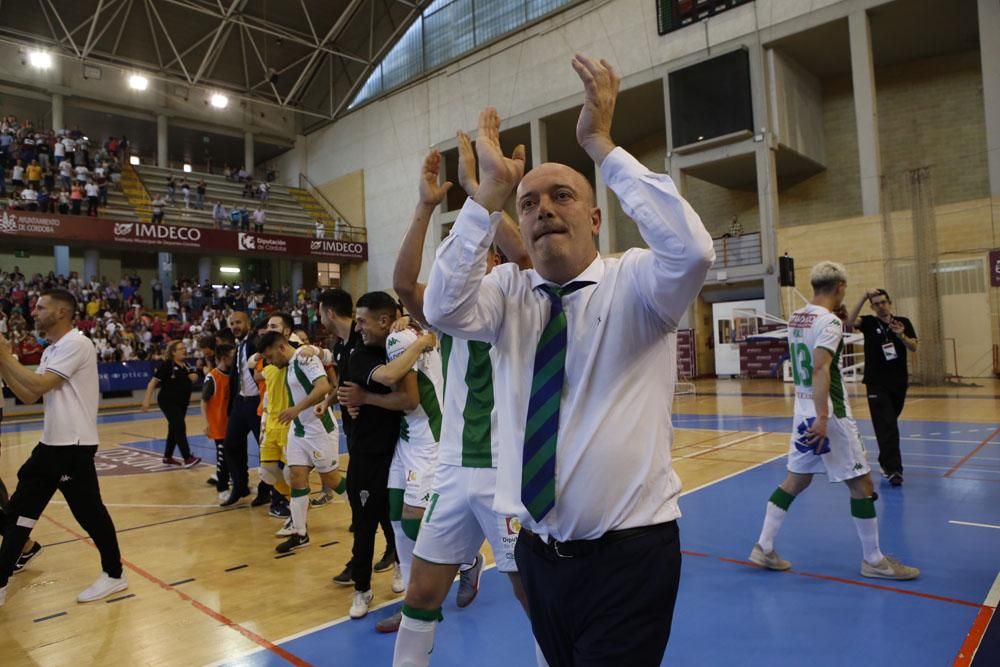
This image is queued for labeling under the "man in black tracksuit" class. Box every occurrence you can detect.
[335,291,403,619]
[848,288,918,486]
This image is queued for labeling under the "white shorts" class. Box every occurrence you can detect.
[786,415,870,483]
[413,465,518,574]
[286,431,339,474]
[389,439,437,508]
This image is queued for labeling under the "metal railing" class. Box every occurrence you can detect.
[297,172,367,243]
[711,231,762,270]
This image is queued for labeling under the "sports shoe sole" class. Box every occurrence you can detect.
[13,545,42,574]
[78,580,128,603]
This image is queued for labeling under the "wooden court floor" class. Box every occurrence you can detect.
[0,377,997,665]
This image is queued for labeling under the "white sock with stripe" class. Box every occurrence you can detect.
[290,489,309,535]
[393,611,437,667]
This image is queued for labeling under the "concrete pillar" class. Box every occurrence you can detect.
[157,114,168,168]
[529,118,548,168]
[54,245,70,278]
[848,11,883,216]
[158,252,173,291]
[52,93,64,132]
[756,139,780,274]
[244,131,254,174]
[84,249,99,283]
[979,0,1000,197]
[290,261,303,297]
[198,256,212,285]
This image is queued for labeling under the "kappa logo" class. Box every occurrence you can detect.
[60,474,72,482]
[310,240,322,250]
[360,489,370,507]
[505,516,521,535]
[238,232,256,251]
[114,223,134,236]
[0,211,17,233]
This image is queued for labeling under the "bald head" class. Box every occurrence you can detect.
[227,310,250,338]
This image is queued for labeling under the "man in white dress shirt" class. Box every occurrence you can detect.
[424,55,715,666]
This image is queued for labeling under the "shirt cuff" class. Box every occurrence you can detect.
[599,146,651,190]
[453,197,502,247]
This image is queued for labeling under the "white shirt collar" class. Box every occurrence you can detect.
[527,253,605,291]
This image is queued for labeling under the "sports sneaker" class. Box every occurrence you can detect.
[219,490,250,507]
[748,544,791,571]
[888,472,903,487]
[13,542,42,574]
[218,490,231,503]
[861,555,919,580]
[162,457,181,465]
[391,564,405,594]
[373,549,396,573]
[375,610,402,633]
[78,572,129,603]
[332,563,354,586]
[206,476,218,486]
[273,517,293,537]
[250,494,270,508]
[456,552,485,608]
[310,491,334,508]
[183,456,202,468]
[349,589,374,619]
[268,503,290,519]
[275,533,310,554]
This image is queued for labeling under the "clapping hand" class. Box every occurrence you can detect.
[889,320,905,336]
[471,107,525,213]
[571,54,619,164]
[418,150,453,208]
[456,130,480,197]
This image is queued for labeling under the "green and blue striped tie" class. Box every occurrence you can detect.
[521,281,593,522]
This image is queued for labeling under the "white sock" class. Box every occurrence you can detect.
[757,502,787,553]
[291,492,309,535]
[393,614,437,667]
[853,516,885,565]
[535,640,550,667]
[394,521,416,589]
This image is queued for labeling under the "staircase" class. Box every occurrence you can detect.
[121,163,153,221]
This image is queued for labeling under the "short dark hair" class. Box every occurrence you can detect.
[216,329,236,344]
[197,334,216,351]
[41,288,77,315]
[355,291,397,318]
[268,311,294,333]
[215,343,236,359]
[870,289,891,303]
[319,288,353,318]
[257,330,286,352]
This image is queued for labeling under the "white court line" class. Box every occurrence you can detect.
[676,432,769,460]
[985,572,1000,609]
[50,500,221,509]
[949,520,1000,531]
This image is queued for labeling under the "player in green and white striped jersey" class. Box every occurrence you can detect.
[749,262,919,581]
[389,141,548,666]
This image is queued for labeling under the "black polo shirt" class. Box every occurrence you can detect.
[857,314,917,387]
[333,324,361,439]
[155,360,194,406]
[344,341,400,457]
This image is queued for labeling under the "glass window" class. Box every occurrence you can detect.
[317,263,341,288]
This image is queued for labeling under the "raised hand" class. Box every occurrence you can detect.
[456,130,480,197]
[472,107,525,213]
[418,150,453,208]
[571,54,620,164]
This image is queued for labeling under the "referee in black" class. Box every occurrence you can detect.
[141,340,202,467]
[0,289,126,607]
[848,288,918,486]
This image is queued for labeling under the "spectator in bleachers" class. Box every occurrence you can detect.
[196,180,206,210]
[315,220,325,239]
[36,138,50,170]
[181,177,191,209]
[258,181,269,203]
[26,160,41,189]
[237,165,249,182]
[20,184,37,211]
[242,179,254,199]
[165,174,176,204]
[74,162,89,187]
[36,187,50,214]
[212,201,225,229]
[239,206,250,232]
[85,179,100,216]
[253,206,265,233]
[151,195,166,224]
[10,160,24,187]
[70,182,83,215]
[58,157,72,191]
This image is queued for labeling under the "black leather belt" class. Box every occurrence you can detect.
[523,521,676,559]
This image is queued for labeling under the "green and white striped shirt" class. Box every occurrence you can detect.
[386,328,444,447]
[437,334,498,468]
[284,351,337,438]
[788,303,851,419]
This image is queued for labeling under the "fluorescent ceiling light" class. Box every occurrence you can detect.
[183,164,192,173]
[210,93,228,109]
[128,74,148,91]
[129,155,140,165]
[220,266,240,274]
[29,50,52,69]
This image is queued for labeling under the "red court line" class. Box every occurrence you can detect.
[954,606,995,666]
[43,514,311,667]
[714,555,980,608]
[945,426,1000,478]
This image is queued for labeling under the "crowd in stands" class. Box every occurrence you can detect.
[1,115,128,217]
[0,265,332,370]
[151,169,270,231]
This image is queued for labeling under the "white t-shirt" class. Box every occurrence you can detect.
[166,300,179,316]
[54,141,65,157]
[62,137,76,152]
[59,160,72,177]
[12,165,24,180]
[85,183,99,197]
[787,303,851,420]
[75,165,89,182]
[386,327,444,447]
[37,329,100,446]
